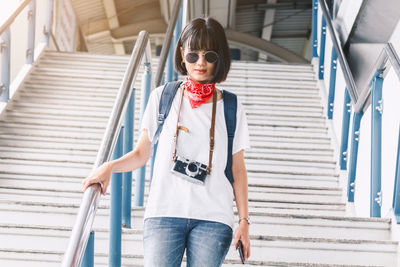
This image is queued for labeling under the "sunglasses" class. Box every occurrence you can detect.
[185,51,219,64]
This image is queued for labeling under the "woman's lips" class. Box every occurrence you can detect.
[195,69,206,74]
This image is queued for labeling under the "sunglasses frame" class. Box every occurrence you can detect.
[184,51,219,64]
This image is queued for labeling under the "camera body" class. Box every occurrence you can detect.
[171,156,208,184]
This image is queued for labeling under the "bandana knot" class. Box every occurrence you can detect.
[184,77,216,108]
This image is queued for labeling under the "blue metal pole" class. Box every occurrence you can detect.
[26,0,36,64]
[392,125,400,223]
[110,129,123,267]
[166,41,174,83]
[347,112,363,202]
[43,0,54,44]
[311,0,318,58]
[173,3,183,81]
[134,63,151,206]
[82,231,94,267]
[0,28,11,103]
[122,90,135,228]
[327,47,338,119]
[318,16,326,80]
[370,72,383,218]
[339,88,352,170]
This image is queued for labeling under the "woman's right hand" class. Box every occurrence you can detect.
[82,162,113,195]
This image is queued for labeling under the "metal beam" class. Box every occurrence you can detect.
[225,29,308,63]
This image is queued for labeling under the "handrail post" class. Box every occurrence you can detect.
[370,71,383,217]
[27,0,36,64]
[340,88,352,170]
[173,3,183,81]
[327,47,337,119]
[134,62,152,206]
[43,0,54,44]
[82,231,95,267]
[122,90,135,228]
[155,0,182,87]
[0,28,11,103]
[392,124,400,223]
[110,128,124,267]
[347,112,363,202]
[318,16,326,79]
[311,0,318,58]
[166,43,174,83]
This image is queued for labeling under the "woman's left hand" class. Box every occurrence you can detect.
[233,220,250,261]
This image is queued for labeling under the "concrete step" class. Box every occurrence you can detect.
[0,224,396,266]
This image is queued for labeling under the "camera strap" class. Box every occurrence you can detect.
[172,84,217,175]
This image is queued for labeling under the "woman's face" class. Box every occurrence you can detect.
[180,45,216,84]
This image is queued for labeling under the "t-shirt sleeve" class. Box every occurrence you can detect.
[140,87,161,142]
[232,99,251,154]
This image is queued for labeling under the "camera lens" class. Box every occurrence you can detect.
[187,162,198,173]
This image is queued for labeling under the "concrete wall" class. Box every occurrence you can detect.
[317,2,400,218]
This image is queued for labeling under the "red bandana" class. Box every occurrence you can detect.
[184,77,216,109]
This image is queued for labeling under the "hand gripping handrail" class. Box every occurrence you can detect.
[61,30,151,267]
[318,0,359,103]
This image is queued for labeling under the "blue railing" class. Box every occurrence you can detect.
[312,0,400,220]
[63,0,184,265]
[0,0,54,103]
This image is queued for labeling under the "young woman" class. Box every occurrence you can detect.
[82,17,251,267]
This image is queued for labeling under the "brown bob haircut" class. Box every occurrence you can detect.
[174,17,231,84]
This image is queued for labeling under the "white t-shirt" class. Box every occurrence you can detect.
[141,84,250,229]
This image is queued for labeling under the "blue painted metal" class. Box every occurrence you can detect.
[110,129,123,267]
[173,3,183,81]
[0,28,11,103]
[370,72,383,218]
[134,63,151,206]
[43,0,54,44]
[166,41,174,82]
[327,47,338,119]
[311,0,318,58]
[82,231,94,267]
[393,125,400,223]
[26,0,36,64]
[318,16,326,80]
[122,89,135,228]
[339,88,352,170]
[347,112,363,202]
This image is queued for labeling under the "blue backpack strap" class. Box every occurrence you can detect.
[151,81,182,148]
[222,90,237,183]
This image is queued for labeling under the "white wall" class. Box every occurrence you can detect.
[317,2,400,218]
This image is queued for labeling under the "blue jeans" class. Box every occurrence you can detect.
[143,217,233,267]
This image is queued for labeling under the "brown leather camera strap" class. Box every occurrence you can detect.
[172,84,217,175]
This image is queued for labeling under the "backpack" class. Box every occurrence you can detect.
[151,81,237,183]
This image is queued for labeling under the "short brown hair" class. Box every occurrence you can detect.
[174,17,231,83]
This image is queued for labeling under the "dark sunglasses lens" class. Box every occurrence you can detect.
[185,53,199,63]
[205,52,218,63]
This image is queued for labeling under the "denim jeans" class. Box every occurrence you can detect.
[143,217,233,267]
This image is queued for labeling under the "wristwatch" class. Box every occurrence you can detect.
[238,217,251,225]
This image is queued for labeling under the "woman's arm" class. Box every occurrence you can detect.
[82,129,151,195]
[232,149,251,260]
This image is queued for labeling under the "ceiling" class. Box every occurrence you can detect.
[69,0,312,62]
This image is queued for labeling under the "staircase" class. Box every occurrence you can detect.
[0,50,398,266]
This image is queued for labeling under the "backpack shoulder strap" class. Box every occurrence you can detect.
[151,81,182,148]
[222,90,237,184]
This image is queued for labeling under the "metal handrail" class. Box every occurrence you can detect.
[354,43,400,113]
[319,0,359,103]
[61,30,151,267]
[0,0,32,35]
[154,0,182,87]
